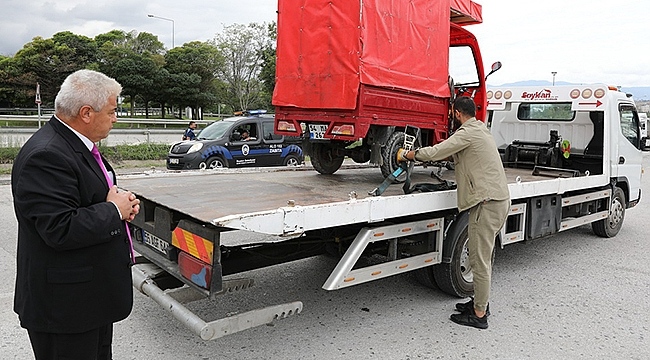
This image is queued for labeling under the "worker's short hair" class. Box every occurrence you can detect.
[453,96,476,117]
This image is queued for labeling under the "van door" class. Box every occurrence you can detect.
[227,121,264,167]
[260,120,286,166]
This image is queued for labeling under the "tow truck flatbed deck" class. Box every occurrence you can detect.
[120,164,608,236]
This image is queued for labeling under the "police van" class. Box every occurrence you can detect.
[166,112,303,170]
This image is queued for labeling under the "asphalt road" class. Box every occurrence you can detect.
[2,155,650,359]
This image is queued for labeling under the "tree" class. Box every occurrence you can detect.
[258,22,277,110]
[164,42,223,119]
[95,30,165,118]
[213,22,274,112]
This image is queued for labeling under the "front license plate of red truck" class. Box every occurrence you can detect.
[143,230,169,254]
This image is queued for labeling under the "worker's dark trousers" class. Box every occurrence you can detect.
[468,198,510,312]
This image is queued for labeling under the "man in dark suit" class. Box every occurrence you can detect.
[12,69,140,359]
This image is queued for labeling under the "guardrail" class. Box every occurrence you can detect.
[0,115,215,128]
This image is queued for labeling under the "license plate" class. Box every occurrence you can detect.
[143,230,169,254]
[308,124,328,139]
[169,158,179,164]
[645,139,650,148]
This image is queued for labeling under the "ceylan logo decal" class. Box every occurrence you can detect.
[242,144,250,156]
[521,89,558,101]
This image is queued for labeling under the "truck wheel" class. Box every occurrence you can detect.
[592,187,625,238]
[284,154,301,166]
[201,156,227,170]
[414,266,439,290]
[311,143,344,174]
[432,212,474,297]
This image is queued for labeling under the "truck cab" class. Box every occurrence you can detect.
[487,84,643,207]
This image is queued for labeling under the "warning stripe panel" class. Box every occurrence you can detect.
[172,227,213,264]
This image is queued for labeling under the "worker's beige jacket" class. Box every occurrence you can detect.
[414,117,510,211]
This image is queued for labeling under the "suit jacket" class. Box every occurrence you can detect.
[11,116,133,334]
[414,118,510,211]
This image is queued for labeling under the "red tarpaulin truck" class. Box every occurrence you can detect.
[273,0,500,177]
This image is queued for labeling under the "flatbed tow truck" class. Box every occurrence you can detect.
[122,85,643,340]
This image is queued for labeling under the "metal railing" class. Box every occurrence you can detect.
[0,115,215,128]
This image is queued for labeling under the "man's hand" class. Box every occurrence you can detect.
[396,148,412,163]
[106,186,140,221]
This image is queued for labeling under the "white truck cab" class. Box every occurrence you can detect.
[487,84,643,207]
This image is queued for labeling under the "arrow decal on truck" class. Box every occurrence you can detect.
[578,100,603,107]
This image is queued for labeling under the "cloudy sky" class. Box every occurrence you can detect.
[2,0,648,87]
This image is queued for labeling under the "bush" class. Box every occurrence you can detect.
[99,143,169,162]
[0,147,20,164]
[1,144,169,163]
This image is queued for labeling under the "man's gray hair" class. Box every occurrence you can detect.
[55,69,122,118]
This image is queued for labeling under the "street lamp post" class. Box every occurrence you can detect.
[551,71,557,86]
[147,14,175,48]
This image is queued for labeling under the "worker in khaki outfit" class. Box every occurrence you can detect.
[397,96,510,329]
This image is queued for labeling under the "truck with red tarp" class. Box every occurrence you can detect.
[273,0,500,177]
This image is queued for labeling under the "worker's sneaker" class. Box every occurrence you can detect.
[455,298,490,317]
[450,311,488,329]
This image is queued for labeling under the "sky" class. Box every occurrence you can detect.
[1,0,649,87]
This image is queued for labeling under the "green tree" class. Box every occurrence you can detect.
[164,42,224,119]
[213,22,274,112]
[0,33,98,107]
[258,22,277,109]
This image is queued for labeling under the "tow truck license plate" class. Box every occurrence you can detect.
[309,124,328,139]
[143,231,169,254]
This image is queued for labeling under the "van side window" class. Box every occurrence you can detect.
[262,121,282,141]
[619,105,639,147]
[234,123,258,141]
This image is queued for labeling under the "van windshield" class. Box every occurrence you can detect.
[197,121,235,140]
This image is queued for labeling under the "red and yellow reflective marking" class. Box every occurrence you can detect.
[172,227,213,264]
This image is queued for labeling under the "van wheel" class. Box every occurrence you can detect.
[592,187,625,238]
[284,154,301,166]
[202,156,227,169]
[432,212,474,298]
[311,143,344,174]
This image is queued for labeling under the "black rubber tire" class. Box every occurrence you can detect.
[380,131,407,182]
[283,154,301,166]
[311,143,344,175]
[414,266,439,290]
[592,187,626,238]
[432,213,474,298]
[202,156,227,169]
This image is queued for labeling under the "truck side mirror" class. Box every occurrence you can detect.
[485,61,502,81]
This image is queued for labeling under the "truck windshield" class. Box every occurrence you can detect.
[197,121,235,140]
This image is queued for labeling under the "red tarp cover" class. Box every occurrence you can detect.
[450,0,483,25]
[273,0,482,109]
[358,0,451,101]
[273,0,362,109]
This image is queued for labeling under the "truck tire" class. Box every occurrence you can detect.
[413,266,439,290]
[380,131,407,182]
[432,212,474,297]
[592,186,625,238]
[311,143,344,174]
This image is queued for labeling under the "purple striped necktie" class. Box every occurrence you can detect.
[91,145,135,263]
